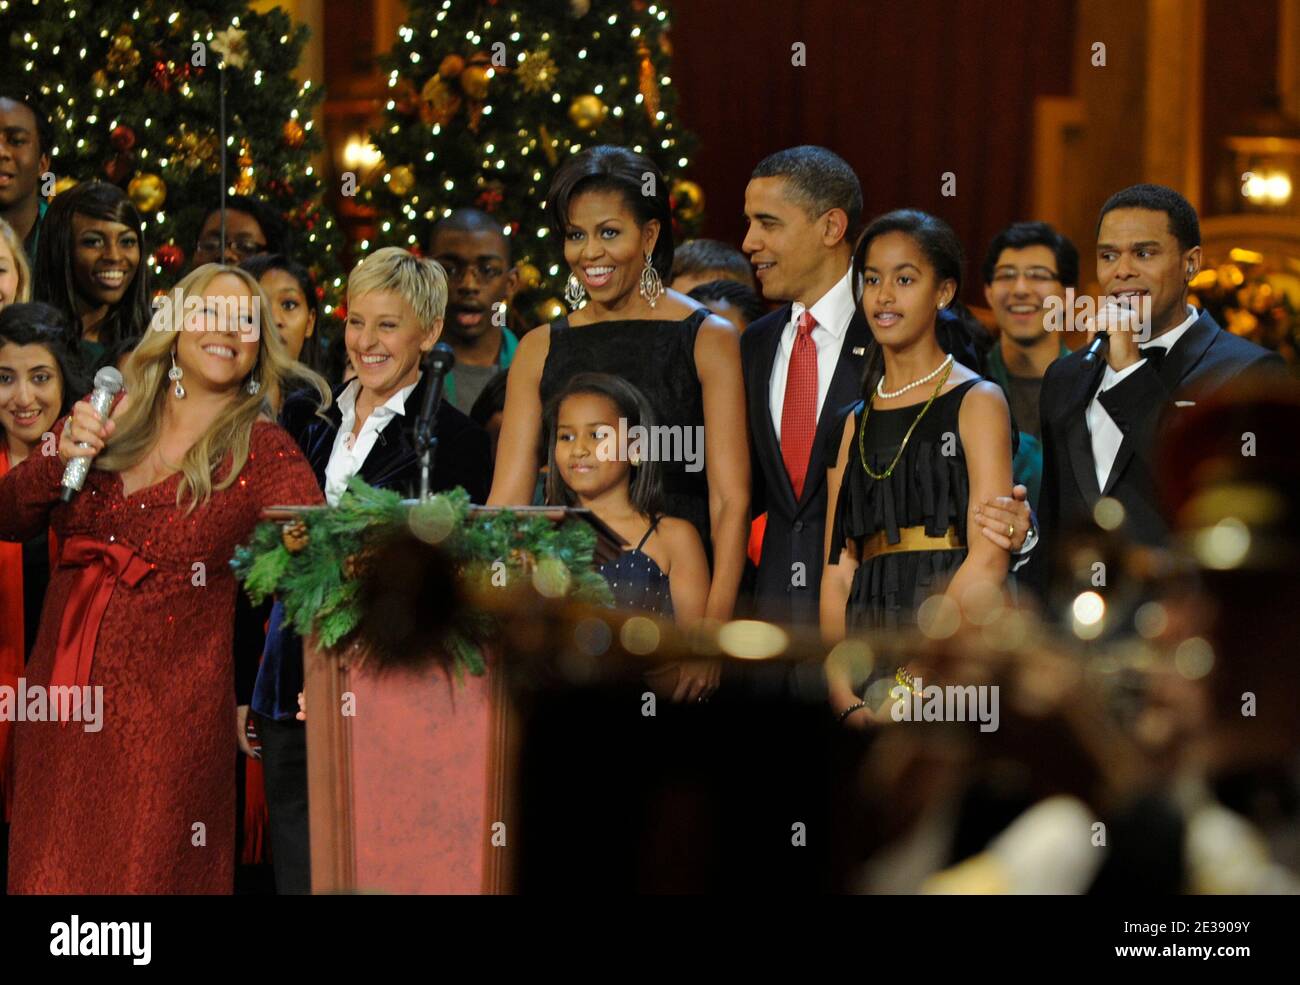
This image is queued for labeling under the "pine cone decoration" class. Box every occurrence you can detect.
[282,519,310,554]
[509,547,537,574]
[342,552,369,580]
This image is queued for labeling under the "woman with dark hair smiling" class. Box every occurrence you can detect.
[489,145,748,703]
[0,302,86,874]
[191,195,291,268]
[32,181,151,366]
[240,253,322,372]
[821,210,1015,726]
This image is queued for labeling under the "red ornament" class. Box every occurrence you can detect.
[104,153,133,184]
[155,242,185,274]
[315,285,325,302]
[476,187,504,212]
[109,125,136,152]
[150,60,172,93]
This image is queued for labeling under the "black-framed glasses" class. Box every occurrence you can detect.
[196,236,267,258]
[438,259,505,282]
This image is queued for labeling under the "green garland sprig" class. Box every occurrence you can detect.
[231,476,613,677]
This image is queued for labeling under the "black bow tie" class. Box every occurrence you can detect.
[1139,345,1167,367]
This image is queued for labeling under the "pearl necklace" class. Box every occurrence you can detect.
[876,353,954,400]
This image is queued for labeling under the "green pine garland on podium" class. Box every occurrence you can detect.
[231,477,613,677]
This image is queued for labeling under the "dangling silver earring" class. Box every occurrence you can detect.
[245,371,261,396]
[639,253,664,308]
[168,350,186,399]
[564,272,587,309]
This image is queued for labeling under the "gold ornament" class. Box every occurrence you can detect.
[91,70,110,90]
[461,64,492,101]
[106,33,141,75]
[535,297,565,324]
[126,172,167,213]
[235,140,255,196]
[516,262,542,290]
[568,93,608,130]
[638,44,660,126]
[387,164,416,197]
[282,119,305,149]
[52,176,79,199]
[439,54,465,79]
[420,75,461,126]
[282,519,309,554]
[518,49,559,95]
[672,179,705,221]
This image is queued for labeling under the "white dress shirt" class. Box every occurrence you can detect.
[768,268,855,437]
[1087,306,1197,491]
[323,374,422,506]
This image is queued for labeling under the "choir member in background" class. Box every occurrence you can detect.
[240,253,323,374]
[490,145,748,702]
[822,210,1015,726]
[427,208,520,415]
[0,302,86,890]
[0,91,51,263]
[0,264,329,893]
[687,278,768,334]
[0,217,33,309]
[32,180,151,368]
[190,195,290,268]
[253,247,491,893]
[980,221,1078,509]
[669,238,756,293]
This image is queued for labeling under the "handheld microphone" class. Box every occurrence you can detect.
[60,366,125,503]
[1081,333,1108,367]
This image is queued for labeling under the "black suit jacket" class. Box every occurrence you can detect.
[283,374,492,503]
[1030,309,1283,595]
[741,303,871,626]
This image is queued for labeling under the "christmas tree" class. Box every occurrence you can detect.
[0,0,346,318]
[366,0,702,324]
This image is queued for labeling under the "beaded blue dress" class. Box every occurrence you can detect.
[598,516,673,618]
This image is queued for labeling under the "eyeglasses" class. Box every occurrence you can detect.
[438,259,505,282]
[196,236,268,259]
[991,267,1060,284]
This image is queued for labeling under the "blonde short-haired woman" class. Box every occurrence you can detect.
[0,218,32,309]
[0,263,329,893]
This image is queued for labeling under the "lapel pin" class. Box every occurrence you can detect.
[852,346,866,356]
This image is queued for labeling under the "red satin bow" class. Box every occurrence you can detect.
[51,535,153,722]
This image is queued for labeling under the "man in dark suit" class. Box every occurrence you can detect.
[1026,184,1283,598]
[740,147,870,633]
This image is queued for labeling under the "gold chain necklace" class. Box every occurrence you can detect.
[858,358,955,480]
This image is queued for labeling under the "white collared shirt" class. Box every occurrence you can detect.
[769,268,855,437]
[1087,306,1197,491]
[323,374,422,506]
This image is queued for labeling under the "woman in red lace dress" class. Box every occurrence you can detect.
[0,264,327,893]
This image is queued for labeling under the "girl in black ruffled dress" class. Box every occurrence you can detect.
[821,210,1015,725]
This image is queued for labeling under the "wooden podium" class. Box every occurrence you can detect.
[295,505,624,895]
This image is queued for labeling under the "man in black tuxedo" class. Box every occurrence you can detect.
[740,147,871,633]
[1028,184,1283,597]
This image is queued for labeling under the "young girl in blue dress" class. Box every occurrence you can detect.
[544,372,709,633]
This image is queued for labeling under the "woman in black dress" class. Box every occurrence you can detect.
[821,210,1014,725]
[490,146,749,702]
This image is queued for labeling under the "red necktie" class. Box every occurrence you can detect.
[780,310,818,500]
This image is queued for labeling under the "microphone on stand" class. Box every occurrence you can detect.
[415,342,456,501]
[60,366,125,503]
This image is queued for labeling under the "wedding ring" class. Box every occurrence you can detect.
[1008,523,1015,539]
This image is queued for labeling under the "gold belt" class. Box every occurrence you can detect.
[858,525,964,563]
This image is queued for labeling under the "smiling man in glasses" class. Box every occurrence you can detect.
[428,207,519,414]
[981,221,1078,509]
